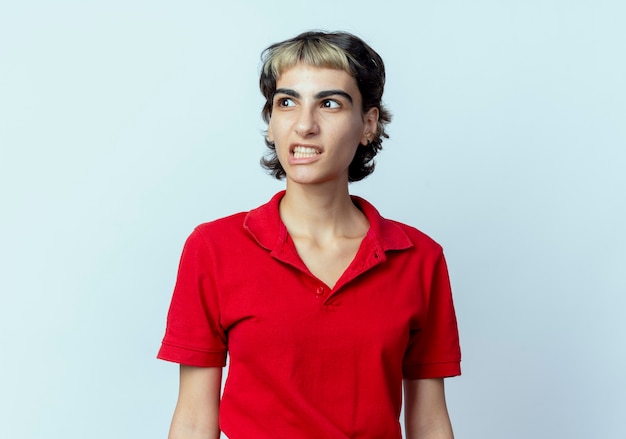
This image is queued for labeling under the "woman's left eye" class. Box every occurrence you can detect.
[322,100,340,109]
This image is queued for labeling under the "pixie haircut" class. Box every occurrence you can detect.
[259,31,392,182]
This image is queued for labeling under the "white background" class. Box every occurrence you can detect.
[1,1,624,438]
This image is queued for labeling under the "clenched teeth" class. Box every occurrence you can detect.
[293,146,320,159]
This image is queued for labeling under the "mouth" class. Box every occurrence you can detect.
[292,145,321,159]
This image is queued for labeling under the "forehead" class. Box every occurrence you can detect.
[276,63,360,96]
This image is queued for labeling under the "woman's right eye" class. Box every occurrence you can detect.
[276,97,295,107]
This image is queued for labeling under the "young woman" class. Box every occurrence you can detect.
[158,31,461,439]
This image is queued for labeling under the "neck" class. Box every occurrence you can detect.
[280,181,368,241]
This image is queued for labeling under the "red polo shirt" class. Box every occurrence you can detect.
[158,191,461,438]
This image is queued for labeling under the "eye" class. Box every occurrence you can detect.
[276,97,295,107]
[322,99,340,109]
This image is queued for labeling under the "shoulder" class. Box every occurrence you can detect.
[355,195,444,258]
[385,218,444,257]
[179,211,249,253]
[194,211,248,237]
[183,191,283,251]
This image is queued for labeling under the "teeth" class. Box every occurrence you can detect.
[293,146,320,159]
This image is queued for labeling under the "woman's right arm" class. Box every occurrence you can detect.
[168,365,222,439]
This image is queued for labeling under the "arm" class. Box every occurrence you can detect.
[403,378,454,439]
[168,365,222,439]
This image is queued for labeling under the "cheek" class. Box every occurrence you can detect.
[273,136,290,161]
[340,119,366,144]
[268,119,285,143]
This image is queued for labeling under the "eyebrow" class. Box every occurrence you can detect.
[274,88,353,104]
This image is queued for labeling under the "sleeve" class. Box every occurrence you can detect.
[157,227,227,367]
[402,251,461,379]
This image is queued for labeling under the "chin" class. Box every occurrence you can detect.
[287,173,346,187]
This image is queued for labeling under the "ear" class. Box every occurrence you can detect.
[360,107,379,146]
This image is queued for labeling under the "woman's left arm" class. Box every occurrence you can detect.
[403,378,454,439]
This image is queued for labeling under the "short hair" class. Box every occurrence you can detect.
[259,31,392,182]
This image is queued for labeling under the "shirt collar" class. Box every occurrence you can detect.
[243,191,413,253]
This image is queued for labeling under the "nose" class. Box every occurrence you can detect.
[294,105,319,138]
